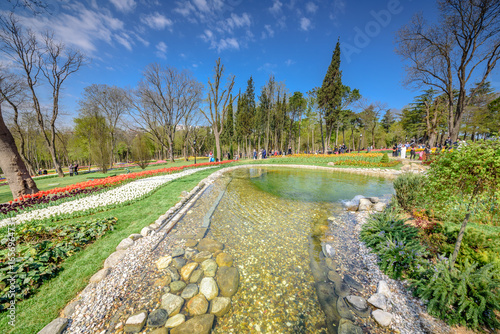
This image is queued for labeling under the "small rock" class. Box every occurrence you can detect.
[210,297,231,317]
[155,256,172,270]
[172,257,187,270]
[346,295,367,311]
[124,311,147,333]
[140,226,152,237]
[167,267,180,281]
[154,275,171,287]
[62,300,81,318]
[199,277,219,301]
[116,238,134,251]
[367,293,387,310]
[197,238,224,253]
[194,251,213,263]
[161,293,184,316]
[216,253,233,267]
[172,248,185,258]
[38,317,68,334]
[337,297,355,321]
[128,233,143,241]
[372,309,393,327]
[343,274,363,291]
[201,259,218,277]
[170,314,214,334]
[180,262,198,281]
[373,202,386,212]
[322,244,335,257]
[90,267,112,284]
[170,280,187,294]
[184,247,198,260]
[165,313,186,328]
[187,294,209,316]
[377,281,391,298]
[189,269,203,283]
[181,284,199,299]
[147,309,168,328]
[185,239,198,248]
[216,266,239,297]
[103,250,127,268]
[150,328,168,334]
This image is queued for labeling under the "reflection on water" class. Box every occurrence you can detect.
[209,167,393,333]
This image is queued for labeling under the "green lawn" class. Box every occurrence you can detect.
[0,167,217,334]
[0,159,209,204]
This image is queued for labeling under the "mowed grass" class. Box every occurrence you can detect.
[0,158,209,204]
[0,167,217,334]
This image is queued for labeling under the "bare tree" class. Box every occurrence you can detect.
[358,100,387,147]
[79,84,129,166]
[0,70,38,198]
[133,63,202,162]
[201,58,236,161]
[0,14,85,177]
[395,0,500,141]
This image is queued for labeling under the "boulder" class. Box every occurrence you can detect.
[216,266,240,297]
[187,294,209,316]
[180,262,198,281]
[201,259,218,277]
[155,256,172,270]
[161,293,184,316]
[116,238,134,251]
[372,309,393,327]
[197,238,224,253]
[358,198,372,211]
[90,267,112,283]
[373,202,386,212]
[38,318,68,334]
[343,195,365,211]
[210,297,231,317]
[215,253,233,267]
[181,283,199,299]
[367,293,387,310]
[147,309,168,328]
[170,314,215,334]
[165,313,186,328]
[103,250,126,268]
[124,311,147,333]
[346,295,367,311]
[199,277,219,300]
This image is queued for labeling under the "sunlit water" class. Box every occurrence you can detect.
[209,167,393,333]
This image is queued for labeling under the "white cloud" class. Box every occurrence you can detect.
[261,24,274,39]
[329,0,346,20]
[306,2,318,14]
[156,41,167,58]
[269,0,282,15]
[141,12,173,30]
[109,0,136,13]
[300,17,311,31]
[226,12,251,30]
[173,1,196,17]
[218,37,239,51]
[193,0,210,12]
[285,59,295,66]
[115,33,133,50]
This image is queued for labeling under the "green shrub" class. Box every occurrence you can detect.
[380,152,389,163]
[393,172,425,211]
[417,259,500,330]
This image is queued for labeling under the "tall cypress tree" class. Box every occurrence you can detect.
[318,39,342,150]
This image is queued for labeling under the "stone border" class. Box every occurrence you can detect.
[43,164,404,334]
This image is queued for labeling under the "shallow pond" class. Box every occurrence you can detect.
[207,167,393,333]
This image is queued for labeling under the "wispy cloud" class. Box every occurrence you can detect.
[269,0,282,15]
[329,0,346,20]
[141,12,173,30]
[300,17,311,31]
[285,59,295,66]
[155,41,167,59]
[261,24,274,39]
[225,12,251,31]
[109,0,136,13]
[258,62,277,72]
[306,2,318,14]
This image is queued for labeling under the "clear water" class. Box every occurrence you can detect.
[208,167,393,333]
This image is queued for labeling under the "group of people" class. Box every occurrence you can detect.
[68,163,79,176]
[392,137,465,160]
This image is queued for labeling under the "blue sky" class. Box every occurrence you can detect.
[2,0,500,123]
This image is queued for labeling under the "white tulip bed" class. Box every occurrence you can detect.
[0,166,214,228]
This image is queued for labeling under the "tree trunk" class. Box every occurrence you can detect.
[449,211,471,271]
[0,106,39,198]
[214,130,222,161]
[319,112,325,153]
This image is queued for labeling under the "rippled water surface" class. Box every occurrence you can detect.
[209,167,393,333]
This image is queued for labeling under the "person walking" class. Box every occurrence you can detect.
[69,163,74,176]
[74,162,79,175]
[253,149,257,160]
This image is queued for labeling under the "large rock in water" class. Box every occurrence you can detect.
[165,314,186,328]
[216,266,240,297]
[180,262,198,281]
[170,314,215,334]
[147,309,168,328]
[210,297,231,317]
[201,259,218,277]
[199,277,218,300]
[197,238,224,253]
[187,294,209,316]
[216,252,233,267]
[124,311,148,333]
[161,293,184,316]
[358,198,373,211]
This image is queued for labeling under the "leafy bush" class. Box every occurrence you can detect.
[380,152,390,163]
[417,259,500,330]
[393,172,425,211]
[0,217,117,310]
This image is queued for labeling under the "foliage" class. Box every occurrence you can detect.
[380,152,389,163]
[0,217,117,310]
[132,132,154,169]
[417,259,500,330]
[393,172,426,211]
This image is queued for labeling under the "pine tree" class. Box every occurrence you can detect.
[318,39,343,147]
